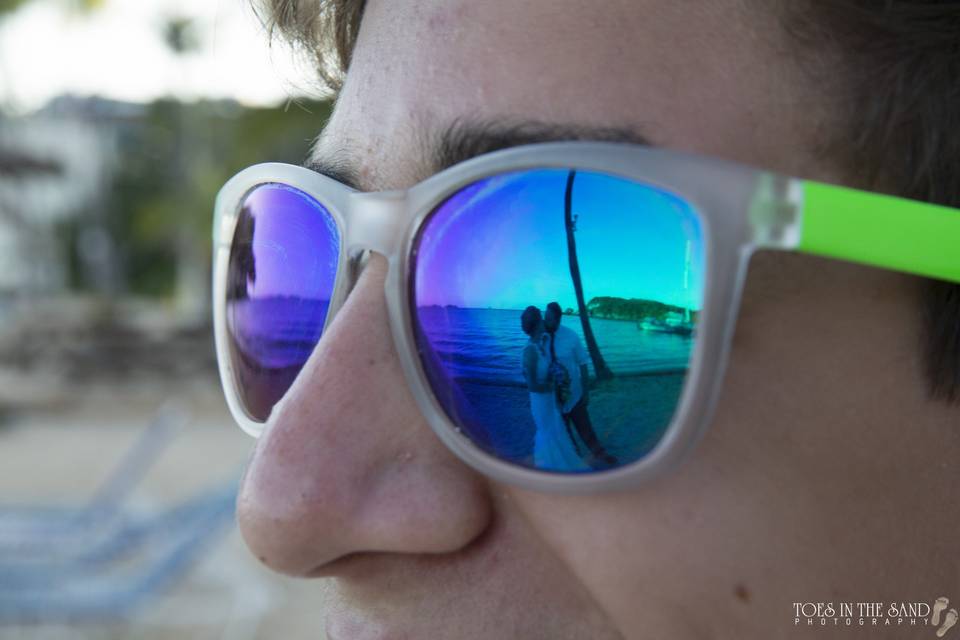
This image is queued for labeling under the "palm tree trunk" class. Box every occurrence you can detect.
[564,170,613,380]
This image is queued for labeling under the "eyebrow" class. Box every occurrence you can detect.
[305,118,654,191]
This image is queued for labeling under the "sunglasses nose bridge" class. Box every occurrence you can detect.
[344,190,408,260]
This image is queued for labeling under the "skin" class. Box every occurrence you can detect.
[544,307,561,334]
[236,0,960,637]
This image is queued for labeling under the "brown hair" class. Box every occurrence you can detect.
[253,0,366,90]
[522,306,544,337]
[781,2,960,402]
[257,0,960,401]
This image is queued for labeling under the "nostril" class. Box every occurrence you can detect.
[304,552,371,579]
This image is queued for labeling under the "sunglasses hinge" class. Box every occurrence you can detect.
[748,175,802,249]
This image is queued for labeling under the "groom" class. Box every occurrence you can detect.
[543,302,618,468]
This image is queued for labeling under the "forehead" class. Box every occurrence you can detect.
[317,0,819,190]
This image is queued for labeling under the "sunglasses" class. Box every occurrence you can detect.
[212,142,960,493]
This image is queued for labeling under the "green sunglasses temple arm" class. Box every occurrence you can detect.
[797,181,960,284]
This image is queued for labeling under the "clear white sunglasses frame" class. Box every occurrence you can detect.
[213,141,804,494]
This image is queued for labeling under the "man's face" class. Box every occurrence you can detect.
[236,1,959,637]
[544,307,561,333]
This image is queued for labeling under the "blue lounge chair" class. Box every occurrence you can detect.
[0,479,238,622]
[0,402,188,557]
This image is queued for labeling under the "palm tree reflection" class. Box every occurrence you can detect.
[563,170,613,380]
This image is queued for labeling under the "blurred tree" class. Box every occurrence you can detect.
[0,0,102,17]
[92,98,333,304]
[163,16,200,54]
[161,15,206,323]
[564,170,613,380]
[0,0,28,15]
[0,0,332,312]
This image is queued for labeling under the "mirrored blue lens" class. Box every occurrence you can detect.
[411,169,704,473]
[226,184,341,422]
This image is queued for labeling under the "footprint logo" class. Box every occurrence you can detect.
[934,597,958,638]
[935,598,951,626]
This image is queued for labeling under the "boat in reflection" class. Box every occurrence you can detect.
[638,310,694,337]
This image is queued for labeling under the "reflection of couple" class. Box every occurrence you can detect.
[521,302,618,470]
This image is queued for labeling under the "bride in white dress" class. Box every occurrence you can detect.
[520,307,591,472]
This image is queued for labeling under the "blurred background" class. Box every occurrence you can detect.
[0,0,334,636]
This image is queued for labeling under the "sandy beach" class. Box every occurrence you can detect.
[457,370,686,466]
[0,375,331,640]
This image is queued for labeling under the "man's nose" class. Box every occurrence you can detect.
[236,254,492,576]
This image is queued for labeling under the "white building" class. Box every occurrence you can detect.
[0,96,142,297]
